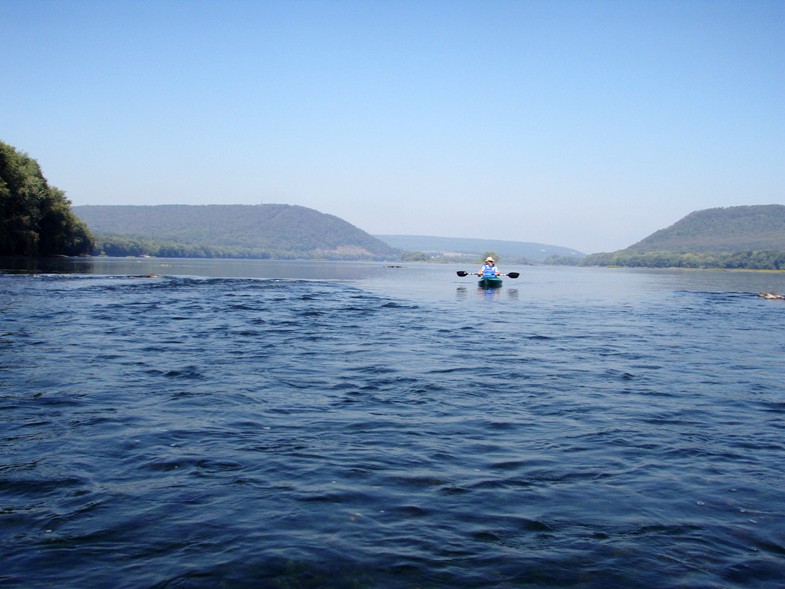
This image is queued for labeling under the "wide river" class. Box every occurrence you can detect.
[2,258,784,588]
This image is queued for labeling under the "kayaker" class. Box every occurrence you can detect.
[477,257,500,278]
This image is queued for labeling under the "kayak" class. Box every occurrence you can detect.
[478,276,503,289]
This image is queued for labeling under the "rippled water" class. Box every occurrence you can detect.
[2,260,784,588]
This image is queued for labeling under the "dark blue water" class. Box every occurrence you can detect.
[2,261,784,588]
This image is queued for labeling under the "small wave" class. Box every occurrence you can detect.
[3,267,785,589]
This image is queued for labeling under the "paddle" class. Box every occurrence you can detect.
[457,271,519,279]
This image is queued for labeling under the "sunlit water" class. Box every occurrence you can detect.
[2,259,784,588]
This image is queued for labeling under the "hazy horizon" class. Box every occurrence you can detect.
[3,0,783,253]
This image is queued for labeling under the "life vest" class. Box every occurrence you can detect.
[481,264,497,278]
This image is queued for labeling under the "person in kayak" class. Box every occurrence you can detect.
[477,257,500,278]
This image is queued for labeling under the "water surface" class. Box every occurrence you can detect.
[1,260,784,588]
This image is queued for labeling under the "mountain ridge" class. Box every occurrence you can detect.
[624,205,785,253]
[568,204,785,269]
[73,204,399,260]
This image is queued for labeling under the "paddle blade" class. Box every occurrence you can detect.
[456,271,469,277]
[507,272,520,279]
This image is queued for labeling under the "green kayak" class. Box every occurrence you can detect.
[478,276,503,289]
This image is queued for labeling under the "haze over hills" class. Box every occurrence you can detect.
[73,204,398,260]
[376,235,584,263]
[70,203,784,269]
[623,205,785,253]
[73,204,585,262]
[573,205,785,270]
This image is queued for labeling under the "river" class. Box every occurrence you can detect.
[1,258,783,588]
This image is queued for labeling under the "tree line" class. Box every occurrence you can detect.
[75,204,398,259]
[546,250,785,270]
[93,234,395,260]
[1,140,94,257]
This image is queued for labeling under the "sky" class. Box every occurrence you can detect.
[2,0,784,253]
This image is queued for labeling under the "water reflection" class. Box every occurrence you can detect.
[456,285,521,302]
[478,286,500,301]
[0,256,99,274]
[0,256,386,281]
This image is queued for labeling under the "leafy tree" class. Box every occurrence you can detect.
[568,249,785,271]
[0,140,94,256]
[481,251,500,263]
[401,251,430,262]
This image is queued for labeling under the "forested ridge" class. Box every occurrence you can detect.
[0,141,93,256]
[547,205,785,270]
[74,204,399,260]
[5,138,780,270]
[626,205,785,253]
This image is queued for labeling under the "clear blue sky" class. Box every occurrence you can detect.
[3,0,783,253]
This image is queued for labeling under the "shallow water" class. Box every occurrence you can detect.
[1,260,784,588]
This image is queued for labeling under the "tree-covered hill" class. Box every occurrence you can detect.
[73,204,399,260]
[626,205,785,253]
[550,205,785,270]
[0,141,94,256]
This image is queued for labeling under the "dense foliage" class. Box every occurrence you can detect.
[76,205,399,260]
[93,233,279,259]
[627,205,785,253]
[0,141,93,256]
[546,205,785,270]
[546,250,785,270]
[545,250,785,270]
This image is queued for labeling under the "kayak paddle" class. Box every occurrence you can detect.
[457,271,519,278]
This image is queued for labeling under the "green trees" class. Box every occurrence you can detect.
[481,251,500,262]
[545,205,785,270]
[75,204,400,260]
[400,251,430,262]
[0,141,93,256]
[545,250,785,270]
[628,205,785,253]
